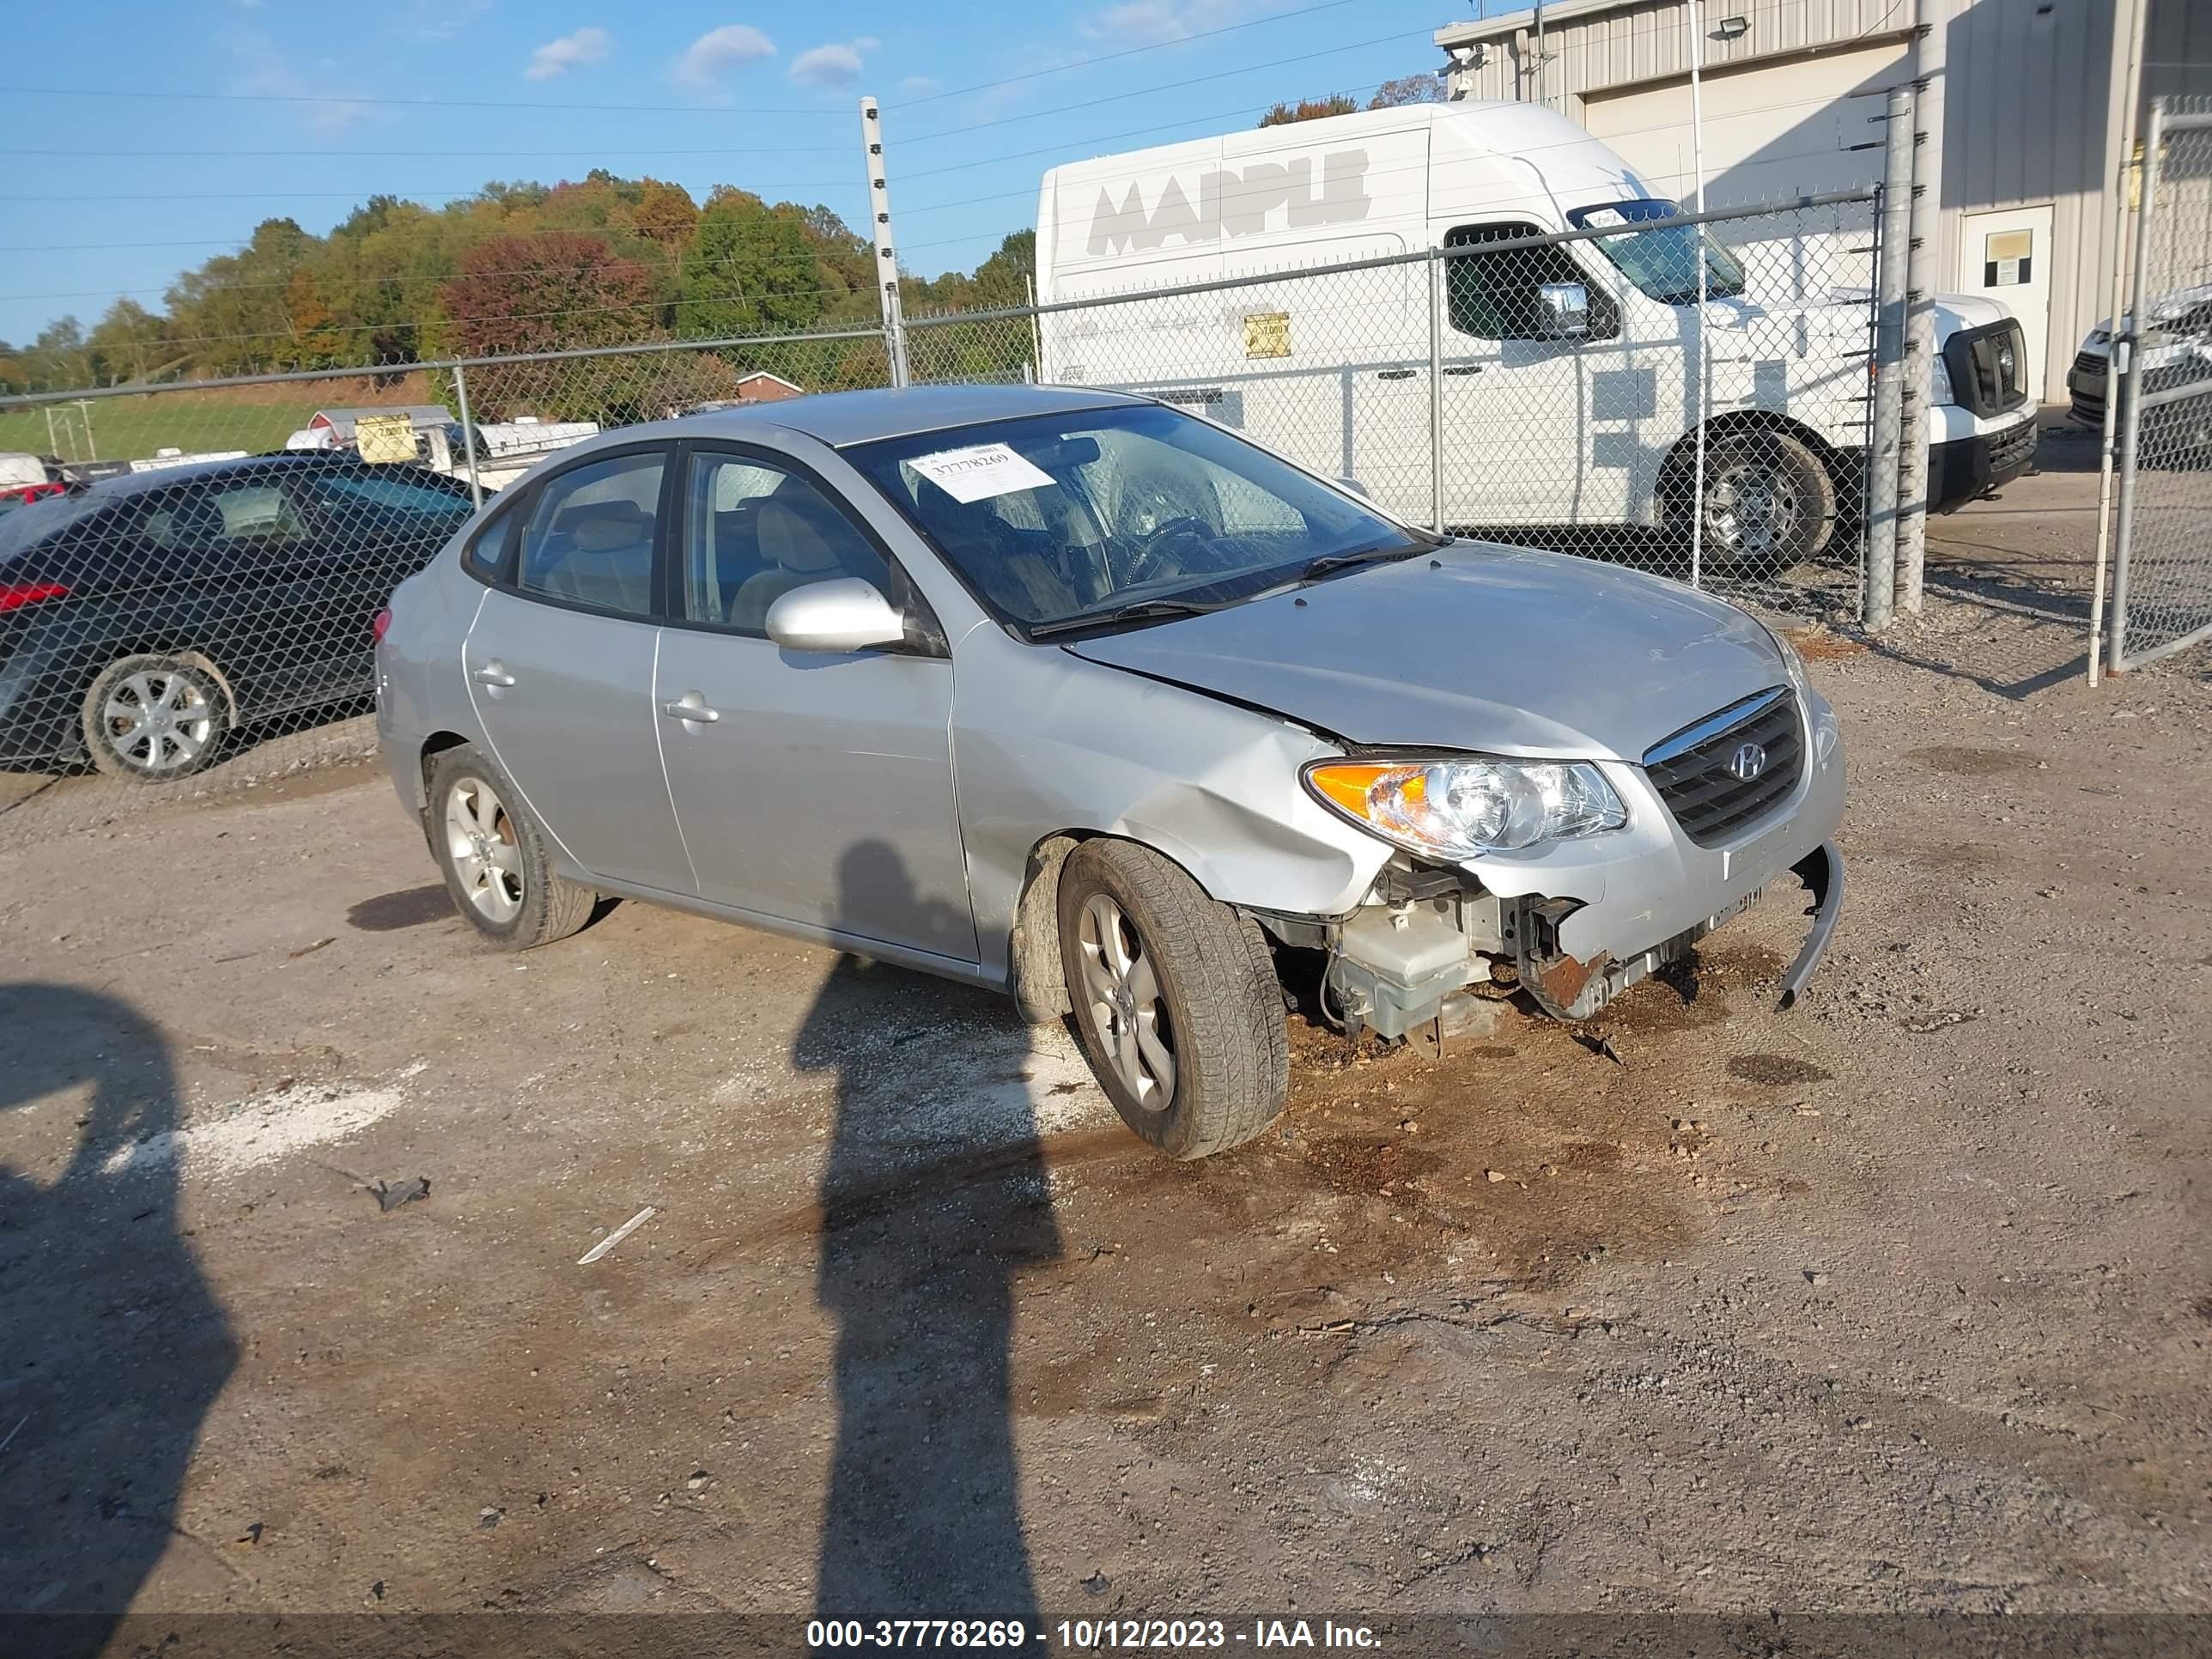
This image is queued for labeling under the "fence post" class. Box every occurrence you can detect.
[2108,97,2167,673]
[1864,85,1916,631]
[452,362,483,510]
[860,97,912,388]
[1896,15,1945,615]
[1428,250,1446,535]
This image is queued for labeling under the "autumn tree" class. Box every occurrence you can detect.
[1258,94,1358,128]
[87,300,171,384]
[678,191,824,339]
[1369,72,1447,107]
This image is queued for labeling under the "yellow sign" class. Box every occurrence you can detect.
[1243,311,1291,360]
[355,413,419,464]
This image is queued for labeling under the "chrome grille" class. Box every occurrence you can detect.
[1644,688,1804,848]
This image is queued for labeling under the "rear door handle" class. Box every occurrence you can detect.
[472,661,516,688]
[1444,365,1485,376]
[662,695,720,725]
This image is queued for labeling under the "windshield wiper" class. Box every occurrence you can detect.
[1027,593,1248,639]
[1296,534,1442,585]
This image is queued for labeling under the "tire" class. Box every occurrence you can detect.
[80,653,230,781]
[1679,428,1838,572]
[1056,839,1288,1160]
[426,744,596,951]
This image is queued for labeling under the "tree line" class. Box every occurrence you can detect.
[0,173,1036,404]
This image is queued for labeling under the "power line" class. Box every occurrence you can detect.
[900,29,1418,143]
[0,144,847,160]
[893,0,1365,109]
[0,83,845,116]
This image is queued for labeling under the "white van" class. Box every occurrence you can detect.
[1036,100,2036,567]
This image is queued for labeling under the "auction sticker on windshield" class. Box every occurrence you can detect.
[906,442,1056,505]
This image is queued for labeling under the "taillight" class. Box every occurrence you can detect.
[372,605,394,643]
[0,580,69,614]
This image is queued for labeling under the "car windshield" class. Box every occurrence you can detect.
[1567,199,1747,305]
[843,404,1430,635]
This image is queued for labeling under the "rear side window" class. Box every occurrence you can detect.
[515,451,665,617]
[461,509,515,582]
[313,471,473,528]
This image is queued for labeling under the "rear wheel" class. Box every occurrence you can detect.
[1056,840,1287,1160]
[80,653,229,781]
[1675,429,1837,571]
[426,744,596,950]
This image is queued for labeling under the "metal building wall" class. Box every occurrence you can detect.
[1441,0,1913,109]
[1437,0,2212,401]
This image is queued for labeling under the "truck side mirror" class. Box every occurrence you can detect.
[1535,281,1591,340]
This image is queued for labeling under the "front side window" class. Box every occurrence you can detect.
[681,452,891,635]
[843,403,1428,635]
[1565,199,1747,305]
[1444,221,1616,341]
[516,451,665,617]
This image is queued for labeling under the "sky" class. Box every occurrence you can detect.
[0,0,1478,349]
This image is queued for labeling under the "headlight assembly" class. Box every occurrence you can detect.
[1304,757,1627,860]
[1928,351,1955,407]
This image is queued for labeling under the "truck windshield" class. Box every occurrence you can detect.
[844,403,1433,637]
[1567,200,1747,305]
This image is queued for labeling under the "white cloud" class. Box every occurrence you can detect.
[526,26,611,81]
[672,23,776,94]
[1079,0,1279,46]
[228,28,377,136]
[789,36,877,89]
[404,0,491,42]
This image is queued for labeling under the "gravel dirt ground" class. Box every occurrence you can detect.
[1,439,2207,1650]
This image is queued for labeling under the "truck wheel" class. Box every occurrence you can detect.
[426,744,596,951]
[1682,429,1837,571]
[1056,840,1287,1160]
[80,653,230,781]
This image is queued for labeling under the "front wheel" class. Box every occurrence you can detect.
[1677,429,1838,572]
[1056,840,1287,1160]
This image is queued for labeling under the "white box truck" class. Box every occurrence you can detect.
[1036,100,2036,568]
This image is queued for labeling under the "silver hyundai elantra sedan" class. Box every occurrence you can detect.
[376,385,1844,1159]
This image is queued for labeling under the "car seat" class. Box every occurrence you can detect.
[537,499,654,612]
[727,495,855,631]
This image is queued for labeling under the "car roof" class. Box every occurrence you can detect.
[662,383,1147,448]
[79,449,388,500]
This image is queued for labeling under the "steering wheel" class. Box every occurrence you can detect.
[1121,515,1223,586]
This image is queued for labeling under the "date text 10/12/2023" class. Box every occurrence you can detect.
[805,1620,1382,1650]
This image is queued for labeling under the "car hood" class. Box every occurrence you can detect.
[1064,544,1792,762]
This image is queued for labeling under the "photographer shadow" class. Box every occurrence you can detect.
[0,983,237,1657]
[795,842,1063,1624]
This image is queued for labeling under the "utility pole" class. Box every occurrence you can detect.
[1897,0,1948,614]
[860,96,911,389]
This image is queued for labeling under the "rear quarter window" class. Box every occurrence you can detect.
[460,507,518,583]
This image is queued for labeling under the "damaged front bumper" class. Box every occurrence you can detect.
[1316,686,1847,1035]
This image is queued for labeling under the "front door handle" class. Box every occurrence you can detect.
[662,695,720,725]
[1443,365,1485,376]
[1376,368,1418,381]
[472,661,516,689]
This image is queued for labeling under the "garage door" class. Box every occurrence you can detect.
[1580,40,1909,204]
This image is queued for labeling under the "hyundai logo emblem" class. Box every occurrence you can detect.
[1728,742,1768,782]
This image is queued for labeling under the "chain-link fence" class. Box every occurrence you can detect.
[0,189,1877,841]
[2106,97,2212,674]
[914,192,1877,621]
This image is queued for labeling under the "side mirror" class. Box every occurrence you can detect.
[1535,280,1591,340]
[764,577,907,654]
[1336,477,1373,500]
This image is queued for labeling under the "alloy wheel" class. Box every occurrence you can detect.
[100,670,216,774]
[444,776,525,924]
[1077,892,1176,1109]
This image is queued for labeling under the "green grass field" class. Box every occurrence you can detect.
[0,400,328,465]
